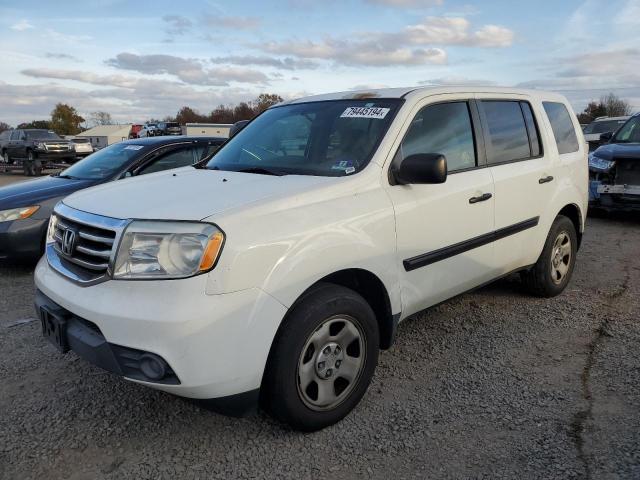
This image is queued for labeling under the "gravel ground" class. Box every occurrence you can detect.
[0,212,638,479]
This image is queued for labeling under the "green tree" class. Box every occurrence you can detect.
[50,103,85,135]
[17,120,51,129]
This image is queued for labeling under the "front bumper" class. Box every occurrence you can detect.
[33,150,75,161]
[589,180,640,211]
[0,217,47,259]
[34,257,288,400]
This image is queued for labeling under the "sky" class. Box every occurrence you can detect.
[0,0,639,125]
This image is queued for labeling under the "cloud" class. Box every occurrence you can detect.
[364,0,442,5]
[419,76,497,86]
[517,48,640,90]
[105,53,269,85]
[10,20,34,31]
[0,78,266,125]
[162,15,192,36]
[263,39,447,66]
[204,15,261,30]
[211,55,318,70]
[45,52,81,62]
[259,16,512,66]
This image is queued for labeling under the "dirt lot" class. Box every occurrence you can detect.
[0,180,638,478]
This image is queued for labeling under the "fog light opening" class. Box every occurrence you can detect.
[139,353,168,381]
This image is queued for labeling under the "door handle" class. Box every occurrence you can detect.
[469,193,492,204]
[539,175,554,184]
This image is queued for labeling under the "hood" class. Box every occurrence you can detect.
[592,142,640,161]
[32,138,71,143]
[63,167,336,221]
[0,175,95,210]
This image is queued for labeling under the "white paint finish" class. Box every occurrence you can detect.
[63,167,335,221]
[37,86,587,400]
[34,258,287,398]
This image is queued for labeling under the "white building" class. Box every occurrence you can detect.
[77,125,132,149]
[184,123,232,138]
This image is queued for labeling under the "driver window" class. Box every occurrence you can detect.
[400,102,477,172]
[137,146,196,175]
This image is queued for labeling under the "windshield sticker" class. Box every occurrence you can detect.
[124,145,144,150]
[331,160,355,172]
[340,107,390,120]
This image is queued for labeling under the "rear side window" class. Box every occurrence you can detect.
[543,102,579,154]
[400,101,477,172]
[520,102,542,157]
[481,101,531,164]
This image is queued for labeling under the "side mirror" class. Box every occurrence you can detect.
[393,153,447,185]
[600,132,613,143]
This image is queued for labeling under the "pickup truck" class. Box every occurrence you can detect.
[1,129,75,175]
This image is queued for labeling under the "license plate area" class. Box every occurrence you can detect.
[40,307,70,353]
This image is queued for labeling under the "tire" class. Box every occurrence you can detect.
[262,283,379,431]
[1,151,9,164]
[521,215,577,297]
[25,150,35,176]
[33,158,42,176]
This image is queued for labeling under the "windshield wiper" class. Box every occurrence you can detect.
[55,174,79,179]
[236,167,286,176]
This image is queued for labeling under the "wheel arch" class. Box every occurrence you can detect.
[557,203,583,249]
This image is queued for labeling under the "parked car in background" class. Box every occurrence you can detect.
[589,112,640,211]
[156,122,182,136]
[33,87,587,431]
[1,129,75,175]
[0,136,224,261]
[69,137,94,159]
[138,123,158,138]
[583,116,630,151]
[128,124,144,139]
[229,119,250,138]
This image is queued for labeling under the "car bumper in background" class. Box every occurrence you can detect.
[0,217,47,260]
[589,181,640,211]
[34,257,288,402]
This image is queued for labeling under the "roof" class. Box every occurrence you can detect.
[77,125,132,137]
[282,86,568,105]
[592,116,631,122]
[185,123,233,127]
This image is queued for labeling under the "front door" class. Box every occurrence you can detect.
[385,98,497,316]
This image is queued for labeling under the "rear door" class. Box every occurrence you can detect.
[476,95,557,273]
[385,96,497,316]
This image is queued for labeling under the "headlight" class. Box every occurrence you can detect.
[46,214,59,243]
[588,153,615,172]
[0,205,40,223]
[36,142,47,150]
[113,221,224,280]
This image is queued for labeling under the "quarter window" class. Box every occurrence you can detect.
[400,102,477,173]
[481,101,531,164]
[543,102,579,154]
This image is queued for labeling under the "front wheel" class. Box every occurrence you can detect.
[521,215,577,297]
[262,283,379,431]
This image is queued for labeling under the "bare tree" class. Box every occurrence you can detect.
[600,93,632,117]
[90,111,113,126]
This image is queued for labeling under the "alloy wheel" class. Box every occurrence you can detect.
[550,231,571,284]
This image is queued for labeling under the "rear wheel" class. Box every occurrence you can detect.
[262,283,379,431]
[521,215,577,297]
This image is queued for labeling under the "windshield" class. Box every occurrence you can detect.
[60,143,148,180]
[613,117,640,143]
[584,119,627,134]
[205,99,402,176]
[165,122,179,128]
[71,138,89,143]
[25,130,60,140]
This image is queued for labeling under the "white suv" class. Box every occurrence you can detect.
[35,87,588,431]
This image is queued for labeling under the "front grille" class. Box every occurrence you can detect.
[53,215,116,276]
[46,144,71,152]
[614,159,640,185]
